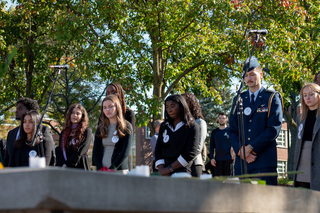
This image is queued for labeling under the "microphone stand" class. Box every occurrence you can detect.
[31,67,65,157]
[231,34,260,175]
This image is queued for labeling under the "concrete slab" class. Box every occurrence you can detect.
[0,167,319,213]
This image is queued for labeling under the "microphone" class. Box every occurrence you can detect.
[248,29,268,35]
[49,64,69,69]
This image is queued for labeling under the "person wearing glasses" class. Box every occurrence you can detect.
[93,95,133,174]
[105,83,135,130]
[55,103,93,170]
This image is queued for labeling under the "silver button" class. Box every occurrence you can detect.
[249,120,252,123]
[248,129,251,132]
[248,138,251,141]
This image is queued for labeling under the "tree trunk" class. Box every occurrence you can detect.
[150,27,164,120]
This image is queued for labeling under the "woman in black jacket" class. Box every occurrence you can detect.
[93,95,132,173]
[155,94,200,176]
[11,110,54,167]
[56,103,93,170]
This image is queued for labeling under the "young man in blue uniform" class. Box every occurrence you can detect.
[229,56,283,185]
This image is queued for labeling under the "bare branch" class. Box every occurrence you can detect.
[42,120,61,135]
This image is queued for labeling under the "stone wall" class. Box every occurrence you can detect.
[0,167,319,213]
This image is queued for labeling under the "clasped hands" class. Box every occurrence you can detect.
[157,165,171,176]
[238,145,257,163]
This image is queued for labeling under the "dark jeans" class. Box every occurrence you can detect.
[191,164,203,177]
[215,160,233,176]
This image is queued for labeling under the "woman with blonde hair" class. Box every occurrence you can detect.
[93,95,133,173]
[294,83,320,190]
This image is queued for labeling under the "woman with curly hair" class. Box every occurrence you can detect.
[155,94,200,176]
[56,103,93,170]
[182,92,207,177]
[10,110,55,167]
[93,95,133,173]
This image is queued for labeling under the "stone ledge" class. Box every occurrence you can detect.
[0,167,319,213]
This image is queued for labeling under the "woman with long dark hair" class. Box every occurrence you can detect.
[182,92,207,177]
[155,94,200,176]
[56,103,92,170]
[10,110,54,167]
[93,95,133,173]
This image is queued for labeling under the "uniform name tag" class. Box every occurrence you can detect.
[257,107,268,113]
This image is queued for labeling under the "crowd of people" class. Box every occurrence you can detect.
[2,83,135,172]
[0,56,319,191]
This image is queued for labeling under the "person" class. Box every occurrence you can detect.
[150,119,163,172]
[9,110,55,167]
[0,139,6,165]
[182,92,207,177]
[55,103,93,170]
[105,83,135,130]
[294,83,320,190]
[229,56,283,185]
[93,95,133,173]
[155,94,200,176]
[4,97,51,166]
[209,112,234,176]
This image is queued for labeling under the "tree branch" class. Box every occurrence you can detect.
[42,120,61,135]
[164,59,205,97]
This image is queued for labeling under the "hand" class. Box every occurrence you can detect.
[246,153,257,163]
[230,148,236,162]
[239,145,253,160]
[158,165,171,176]
[211,159,216,167]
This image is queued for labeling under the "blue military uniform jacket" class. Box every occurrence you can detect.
[229,87,283,171]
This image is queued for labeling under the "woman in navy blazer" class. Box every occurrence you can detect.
[93,95,132,173]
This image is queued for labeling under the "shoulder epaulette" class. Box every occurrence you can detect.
[265,88,275,93]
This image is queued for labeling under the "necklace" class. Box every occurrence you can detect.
[25,139,33,146]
